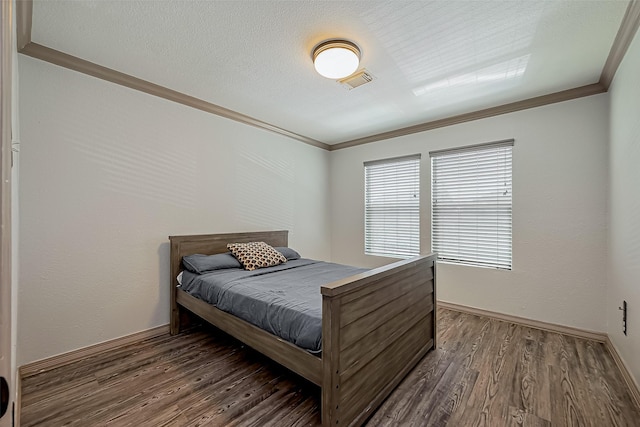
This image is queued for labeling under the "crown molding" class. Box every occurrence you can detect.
[18,42,330,150]
[600,0,640,90]
[15,0,639,151]
[329,83,606,151]
[16,0,32,50]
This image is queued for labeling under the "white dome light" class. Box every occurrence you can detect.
[313,40,360,80]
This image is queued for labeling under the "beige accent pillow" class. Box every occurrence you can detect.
[226,241,287,271]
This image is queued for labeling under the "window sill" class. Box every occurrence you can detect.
[435,260,512,271]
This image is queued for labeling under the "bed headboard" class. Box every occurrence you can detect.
[169,230,289,286]
[168,230,288,333]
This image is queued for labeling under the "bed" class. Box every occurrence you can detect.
[169,230,437,426]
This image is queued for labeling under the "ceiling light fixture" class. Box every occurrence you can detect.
[312,39,361,80]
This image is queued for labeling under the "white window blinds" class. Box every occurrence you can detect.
[364,154,420,259]
[430,140,513,269]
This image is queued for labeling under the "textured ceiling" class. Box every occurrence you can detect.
[31,0,629,145]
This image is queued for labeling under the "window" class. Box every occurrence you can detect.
[430,140,513,269]
[364,154,420,259]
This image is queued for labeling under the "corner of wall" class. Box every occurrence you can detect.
[606,21,640,389]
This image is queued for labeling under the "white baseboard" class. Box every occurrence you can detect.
[19,324,169,378]
[438,300,607,342]
[605,336,640,408]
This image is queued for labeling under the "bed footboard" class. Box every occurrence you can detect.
[321,254,437,426]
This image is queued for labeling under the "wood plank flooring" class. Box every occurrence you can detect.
[21,309,640,426]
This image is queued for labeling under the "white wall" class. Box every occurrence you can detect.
[330,94,609,332]
[18,56,331,365]
[607,28,640,387]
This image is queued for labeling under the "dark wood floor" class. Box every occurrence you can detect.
[21,309,640,426]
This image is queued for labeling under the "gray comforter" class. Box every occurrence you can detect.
[179,259,367,353]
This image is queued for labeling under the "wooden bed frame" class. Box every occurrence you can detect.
[169,230,437,426]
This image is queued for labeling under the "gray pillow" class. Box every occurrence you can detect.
[182,252,242,274]
[274,247,301,261]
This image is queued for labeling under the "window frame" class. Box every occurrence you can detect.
[364,154,421,259]
[430,139,513,270]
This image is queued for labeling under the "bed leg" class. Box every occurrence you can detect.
[170,304,180,335]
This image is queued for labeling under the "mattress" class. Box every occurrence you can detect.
[179,258,367,353]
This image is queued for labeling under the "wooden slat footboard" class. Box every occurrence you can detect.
[321,254,437,426]
[170,231,436,427]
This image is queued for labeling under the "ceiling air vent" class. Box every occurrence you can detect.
[339,70,374,90]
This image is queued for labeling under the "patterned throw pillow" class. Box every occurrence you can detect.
[226,241,287,271]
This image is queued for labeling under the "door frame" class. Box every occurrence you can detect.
[0,0,14,425]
